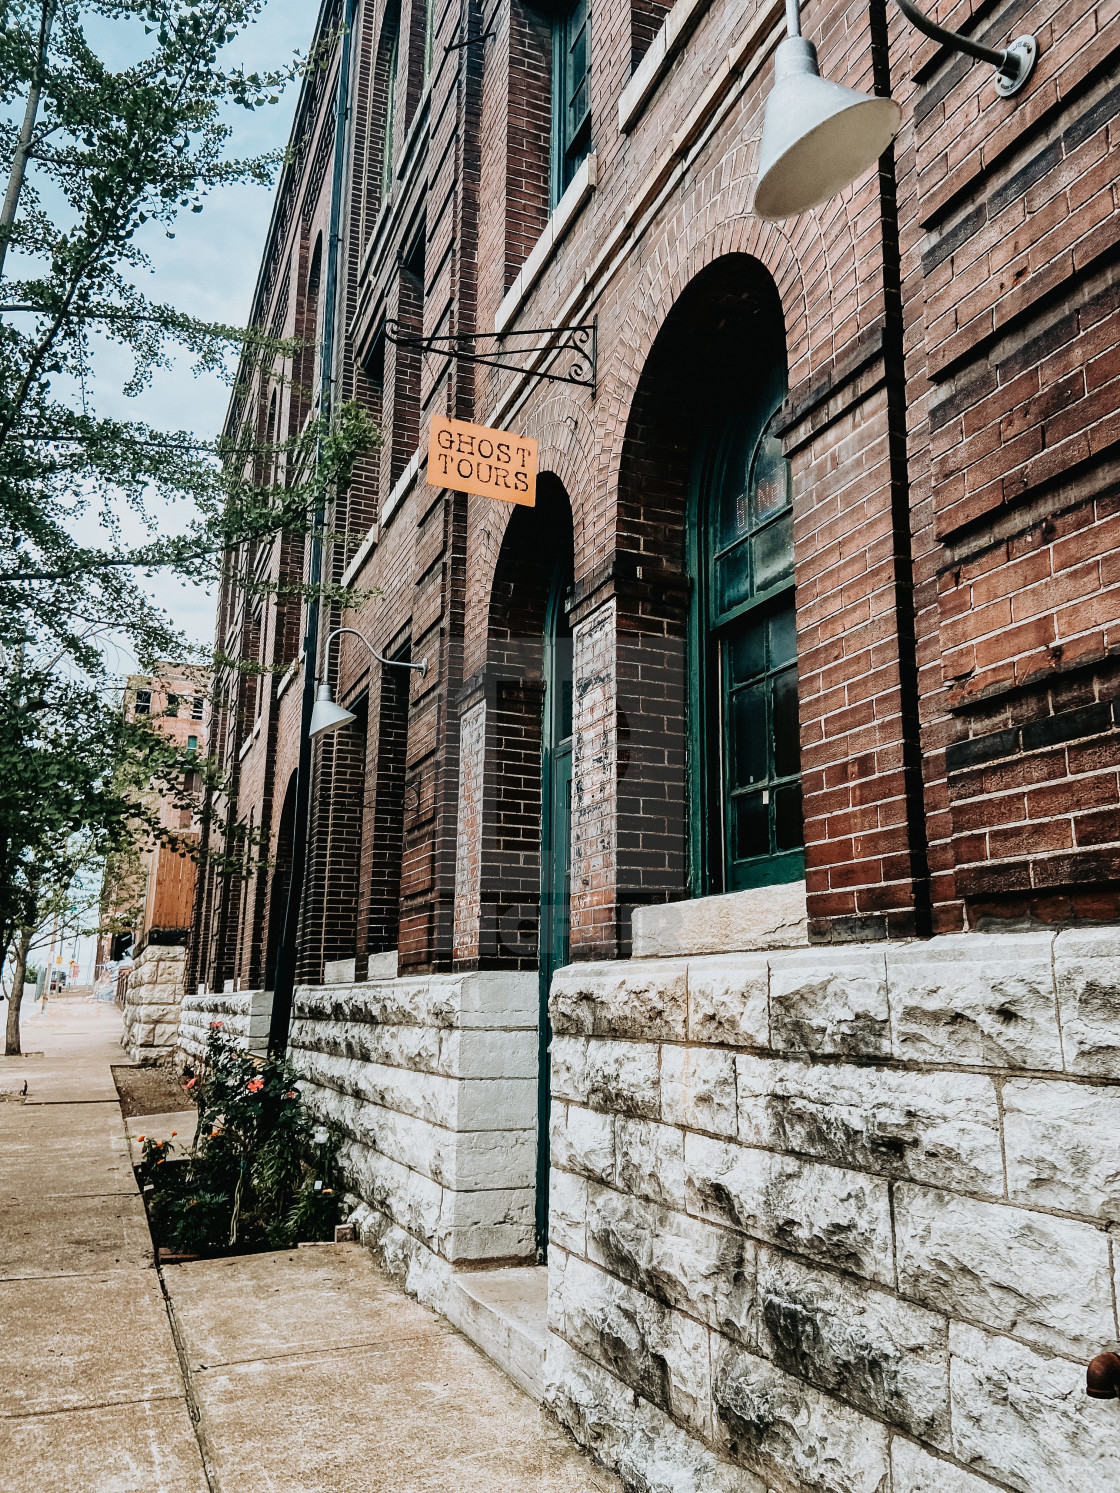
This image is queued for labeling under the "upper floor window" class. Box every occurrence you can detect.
[192,696,204,720]
[134,689,151,716]
[552,0,590,207]
[423,0,434,79]
[382,23,400,201]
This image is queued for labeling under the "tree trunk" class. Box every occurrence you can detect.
[4,926,32,1055]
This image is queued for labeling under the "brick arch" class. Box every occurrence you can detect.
[596,135,867,462]
[454,475,575,970]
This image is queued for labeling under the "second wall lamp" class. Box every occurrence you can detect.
[754,0,1039,220]
[308,627,427,739]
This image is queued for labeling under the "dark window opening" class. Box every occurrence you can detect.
[551,0,590,207]
[135,689,151,716]
[695,362,803,890]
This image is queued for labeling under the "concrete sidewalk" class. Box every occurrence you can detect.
[0,998,619,1493]
[0,997,206,1493]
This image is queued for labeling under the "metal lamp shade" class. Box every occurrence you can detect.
[308,684,356,739]
[754,37,901,221]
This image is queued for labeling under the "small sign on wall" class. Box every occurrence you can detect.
[427,415,537,506]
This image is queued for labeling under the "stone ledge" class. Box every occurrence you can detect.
[631,884,808,958]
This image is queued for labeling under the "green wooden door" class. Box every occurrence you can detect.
[691,365,804,891]
[536,563,573,1258]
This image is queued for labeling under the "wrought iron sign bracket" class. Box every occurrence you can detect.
[385,316,597,393]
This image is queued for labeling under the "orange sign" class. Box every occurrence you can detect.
[427,416,537,506]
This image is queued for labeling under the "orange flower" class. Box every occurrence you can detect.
[171,1132,177,1137]
[247,1077,264,1094]
[136,1134,145,1141]
[209,1019,223,1028]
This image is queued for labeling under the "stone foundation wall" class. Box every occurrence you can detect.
[175,988,272,1067]
[544,931,1120,1493]
[288,970,538,1264]
[119,943,187,1060]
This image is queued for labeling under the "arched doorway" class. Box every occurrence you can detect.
[264,772,297,990]
[483,474,574,1257]
[616,254,802,903]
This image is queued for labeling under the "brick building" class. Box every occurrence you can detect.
[98,666,209,1055]
[188,0,1120,1484]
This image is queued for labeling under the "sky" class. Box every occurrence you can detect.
[78,2,318,661]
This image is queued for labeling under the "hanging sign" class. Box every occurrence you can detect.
[427,415,537,506]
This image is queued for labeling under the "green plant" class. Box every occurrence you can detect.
[144,1022,341,1255]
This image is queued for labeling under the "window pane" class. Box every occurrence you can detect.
[752,511,793,592]
[775,783,804,851]
[731,685,768,789]
[716,543,752,615]
[769,606,796,669]
[772,665,801,778]
[750,428,790,526]
[733,792,769,860]
[727,618,766,685]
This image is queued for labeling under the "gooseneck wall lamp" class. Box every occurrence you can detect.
[754,0,1039,220]
[308,627,427,739]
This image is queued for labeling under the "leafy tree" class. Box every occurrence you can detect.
[3,825,102,1052]
[0,2,379,970]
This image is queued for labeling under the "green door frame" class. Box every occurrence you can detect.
[687,365,804,895]
[536,558,573,1258]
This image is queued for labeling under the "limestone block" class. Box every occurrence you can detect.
[455,1075,537,1131]
[440,1027,538,1079]
[685,1134,894,1286]
[545,1334,765,1493]
[949,1321,1120,1493]
[1054,928,1120,1077]
[735,1056,1004,1195]
[294,979,438,1029]
[756,1246,949,1446]
[367,949,398,979]
[559,1253,713,1437]
[337,1138,443,1249]
[551,1102,615,1184]
[1003,1077,1120,1220]
[547,1245,568,1336]
[291,1050,456,1124]
[661,1044,738,1138]
[614,1117,687,1209]
[585,1037,660,1119]
[550,961,688,1042]
[769,947,890,1057]
[586,1181,755,1343]
[448,971,539,1026]
[686,954,770,1047]
[549,1166,587,1254]
[437,1184,535,1262]
[890,1439,1004,1493]
[344,1095,537,1191]
[712,1337,890,1493]
[887,934,1062,1070]
[290,1017,441,1073]
[632,883,808,958]
[894,1183,1114,1357]
[550,1036,589,1103]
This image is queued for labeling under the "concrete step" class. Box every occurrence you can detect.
[443,1264,549,1401]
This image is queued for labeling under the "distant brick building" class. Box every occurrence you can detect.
[97,666,209,1056]
[188,0,1120,1485]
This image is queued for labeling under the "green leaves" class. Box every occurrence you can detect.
[0,2,381,944]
